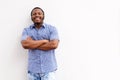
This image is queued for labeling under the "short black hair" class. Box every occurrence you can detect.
[31,7,44,16]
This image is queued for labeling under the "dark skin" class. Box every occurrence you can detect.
[21,9,59,50]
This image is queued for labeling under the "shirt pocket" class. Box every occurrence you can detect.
[27,31,37,40]
[38,32,50,40]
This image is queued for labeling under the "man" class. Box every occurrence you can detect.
[21,7,59,80]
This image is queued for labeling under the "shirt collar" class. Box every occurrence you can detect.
[30,23,45,29]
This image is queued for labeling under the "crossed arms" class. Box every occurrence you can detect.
[21,37,59,50]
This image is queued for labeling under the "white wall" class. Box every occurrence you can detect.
[0,0,120,80]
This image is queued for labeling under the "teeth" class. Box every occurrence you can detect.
[35,17,40,20]
[35,17,39,19]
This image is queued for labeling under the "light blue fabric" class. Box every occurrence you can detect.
[28,71,56,80]
[21,23,59,73]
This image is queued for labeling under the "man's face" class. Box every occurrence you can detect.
[31,9,44,24]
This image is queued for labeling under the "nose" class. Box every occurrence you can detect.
[35,13,40,17]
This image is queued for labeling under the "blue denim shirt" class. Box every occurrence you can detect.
[21,23,59,73]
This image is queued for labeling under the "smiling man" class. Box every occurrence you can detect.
[21,7,59,80]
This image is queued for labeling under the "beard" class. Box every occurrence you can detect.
[34,21,43,25]
[34,21,43,28]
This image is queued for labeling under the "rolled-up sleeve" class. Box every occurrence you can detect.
[50,27,59,40]
[21,28,28,41]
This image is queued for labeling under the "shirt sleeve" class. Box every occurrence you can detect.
[50,26,59,41]
[21,28,29,41]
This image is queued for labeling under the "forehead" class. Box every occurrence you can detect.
[32,9,43,14]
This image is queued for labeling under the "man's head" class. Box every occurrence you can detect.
[31,7,44,24]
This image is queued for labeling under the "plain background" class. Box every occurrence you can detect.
[0,0,120,80]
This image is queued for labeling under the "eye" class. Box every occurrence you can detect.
[32,13,36,16]
[38,12,43,15]
[38,13,41,15]
[32,12,42,16]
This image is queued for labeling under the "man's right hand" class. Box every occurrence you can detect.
[21,36,49,49]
